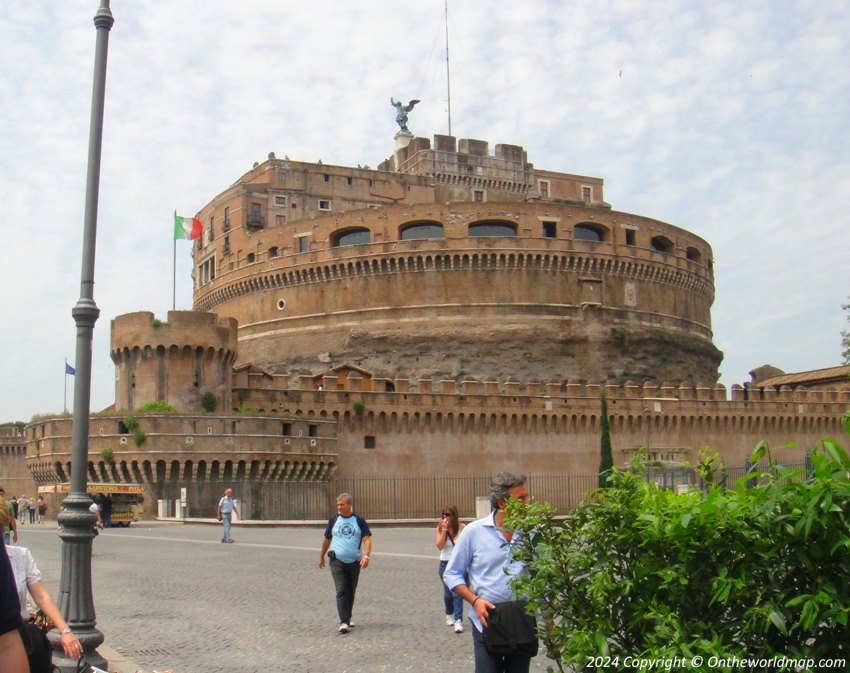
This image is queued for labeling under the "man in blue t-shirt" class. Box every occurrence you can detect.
[318,493,372,633]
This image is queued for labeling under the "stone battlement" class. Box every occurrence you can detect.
[238,369,850,405]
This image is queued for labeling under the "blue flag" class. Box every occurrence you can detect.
[65,362,75,375]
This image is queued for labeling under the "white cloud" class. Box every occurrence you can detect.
[1,0,848,421]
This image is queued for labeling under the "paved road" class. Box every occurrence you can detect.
[17,521,555,673]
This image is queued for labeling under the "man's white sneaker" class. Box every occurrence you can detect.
[446,615,454,626]
[338,623,350,634]
[454,619,464,633]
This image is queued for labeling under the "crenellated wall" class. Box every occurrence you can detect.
[230,375,848,477]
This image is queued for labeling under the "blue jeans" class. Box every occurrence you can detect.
[221,512,233,541]
[471,625,532,673]
[438,560,463,621]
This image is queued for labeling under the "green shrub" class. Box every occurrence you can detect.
[201,391,217,412]
[100,448,114,463]
[133,428,146,446]
[136,400,175,413]
[353,401,365,416]
[508,439,850,671]
[123,415,139,431]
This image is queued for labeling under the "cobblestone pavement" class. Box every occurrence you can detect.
[19,521,556,673]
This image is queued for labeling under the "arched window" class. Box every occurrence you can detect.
[332,228,371,247]
[468,221,516,237]
[246,252,255,263]
[651,236,674,254]
[400,221,444,240]
[686,246,702,263]
[574,224,606,242]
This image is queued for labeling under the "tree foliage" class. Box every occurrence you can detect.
[507,438,850,672]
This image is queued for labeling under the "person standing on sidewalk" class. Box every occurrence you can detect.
[443,472,532,673]
[317,493,372,634]
[217,488,239,543]
[0,489,17,546]
[436,504,465,633]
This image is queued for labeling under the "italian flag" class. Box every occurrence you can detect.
[174,214,202,240]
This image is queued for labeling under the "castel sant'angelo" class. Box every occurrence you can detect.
[20,119,849,518]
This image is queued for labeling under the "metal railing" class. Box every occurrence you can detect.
[154,459,811,522]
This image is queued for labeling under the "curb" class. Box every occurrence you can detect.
[98,643,145,673]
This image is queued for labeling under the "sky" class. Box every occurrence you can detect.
[1,1,848,423]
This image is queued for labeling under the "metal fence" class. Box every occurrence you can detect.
[155,459,811,521]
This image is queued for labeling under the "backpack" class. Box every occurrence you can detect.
[0,497,10,531]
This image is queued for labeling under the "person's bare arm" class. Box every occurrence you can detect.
[318,537,330,568]
[0,629,28,673]
[28,580,81,659]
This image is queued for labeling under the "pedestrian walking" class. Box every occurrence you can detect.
[443,472,533,673]
[36,496,46,525]
[317,493,372,634]
[436,504,465,633]
[217,488,239,543]
[0,489,17,546]
[27,498,35,525]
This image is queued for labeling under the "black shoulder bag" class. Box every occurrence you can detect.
[483,599,539,658]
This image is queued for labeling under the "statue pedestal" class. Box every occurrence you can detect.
[394,130,414,149]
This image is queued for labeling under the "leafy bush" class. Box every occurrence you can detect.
[508,439,850,671]
[201,391,217,412]
[123,415,139,431]
[100,448,114,463]
[136,400,175,413]
[133,428,146,446]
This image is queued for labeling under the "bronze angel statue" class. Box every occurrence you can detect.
[390,98,420,133]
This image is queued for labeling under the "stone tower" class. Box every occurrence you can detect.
[110,311,237,413]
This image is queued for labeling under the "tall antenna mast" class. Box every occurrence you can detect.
[445,0,452,136]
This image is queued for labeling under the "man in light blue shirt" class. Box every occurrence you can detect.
[318,493,372,633]
[443,472,531,673]
[217,488,239,543]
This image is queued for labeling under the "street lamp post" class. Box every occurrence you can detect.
[643,407,651,452]
[50,2,114,671]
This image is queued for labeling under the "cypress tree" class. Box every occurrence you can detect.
[598,393,613,488]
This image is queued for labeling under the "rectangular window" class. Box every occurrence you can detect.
[274,195,287,206]
[474,190,484,202]
[539,180,549,198]
[323,174,330,183]
[282,422,292,436]
[318,199,332,211]
[277,170,286,182]
[364,435,376,449]
[346,176,353,186]
[625,229,636,246]
[308,424,318,438]
[209,216,215,242]
[276,215,286,226]
[582,186,592,203]
[223,207,231,232]
[543,221,557,238]
[298,236,309,253]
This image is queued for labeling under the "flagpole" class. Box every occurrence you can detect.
[173,210,177,310]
